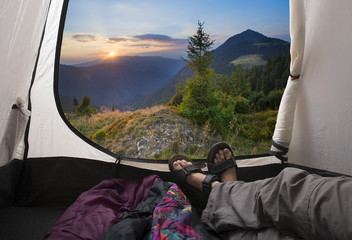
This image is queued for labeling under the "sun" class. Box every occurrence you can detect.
[109,51,115,57]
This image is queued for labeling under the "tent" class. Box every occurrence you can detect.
[0,0,351,239]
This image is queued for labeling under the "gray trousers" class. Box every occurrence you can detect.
[201,168,352,240]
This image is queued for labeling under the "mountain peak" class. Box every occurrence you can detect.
[241,29,266,38]
[213,29,286,62]
[227,29,267,43]
[214,29,267,56]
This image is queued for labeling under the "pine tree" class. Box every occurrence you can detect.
[76,95,97,116]
[231,65,251,97]
[182,21,215,82]
[179,21,227,131]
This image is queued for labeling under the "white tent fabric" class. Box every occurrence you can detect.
[0,0,51,166]
[271,0,305,160]
[273,0,352,175]
[289,0,352,175]
[27,0,116,162]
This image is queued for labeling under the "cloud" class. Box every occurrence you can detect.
[134,34,173,41]
[108,37,129,43]
[72,34,97,42]
[107,34,187,50]
[105,34,188,55]
[134,34,187,44]
[108,34,187,45]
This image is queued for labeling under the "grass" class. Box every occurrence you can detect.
[230,54,267,68]
[68,105,275,159]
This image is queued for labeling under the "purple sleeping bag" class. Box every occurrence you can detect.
[45,175,160,240]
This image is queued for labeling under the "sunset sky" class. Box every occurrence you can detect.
[60,0,289,65]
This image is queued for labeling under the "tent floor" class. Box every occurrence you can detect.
[0,206,65,240]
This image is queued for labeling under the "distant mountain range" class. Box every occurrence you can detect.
[59,56,183,111]
[59,29,290,112]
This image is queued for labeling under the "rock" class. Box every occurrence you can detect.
[137,141,145,151]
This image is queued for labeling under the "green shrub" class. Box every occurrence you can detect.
[234,96,251,114]
[92,129,106,141]
[235,110,278,141]
[75,95,98,116]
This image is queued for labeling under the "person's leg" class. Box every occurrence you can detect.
[308,174,352,239]
[201,167,352,239]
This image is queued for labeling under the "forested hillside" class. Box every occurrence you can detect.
[128,30,289,109]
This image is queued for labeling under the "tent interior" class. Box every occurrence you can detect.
[1,0,351,239]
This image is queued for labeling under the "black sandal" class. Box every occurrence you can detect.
[168,154,219,209]
[207,142,238,179]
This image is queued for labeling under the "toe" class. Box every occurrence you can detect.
[224,148,232,159]
[215,153,221,164]
[213,149,232,164]
[173,161,182,171]
[181,160,192,166]
[219,150,225,161]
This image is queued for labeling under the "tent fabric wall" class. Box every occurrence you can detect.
[271,0,305,160]
[289,0,352,175]
[273,0,352,175]
[26,0,116,163]
[0,0,51,165]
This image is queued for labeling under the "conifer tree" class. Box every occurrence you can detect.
[76,95,97,116]
[182,21,215,82]
[179,21,225,130]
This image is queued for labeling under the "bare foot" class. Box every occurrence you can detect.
[173,160,219,190]
[214,148,238,182]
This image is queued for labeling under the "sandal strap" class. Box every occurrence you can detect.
[182,161,206,174]
[176,161,206,183]
[210,156,237,175]
[201,174,219,199]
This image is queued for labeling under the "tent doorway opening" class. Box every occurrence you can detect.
[57,0,290,161]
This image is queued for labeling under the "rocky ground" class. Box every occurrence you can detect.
[104,107,222,159]
[68,106,273,159]
[69,106,222,159]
